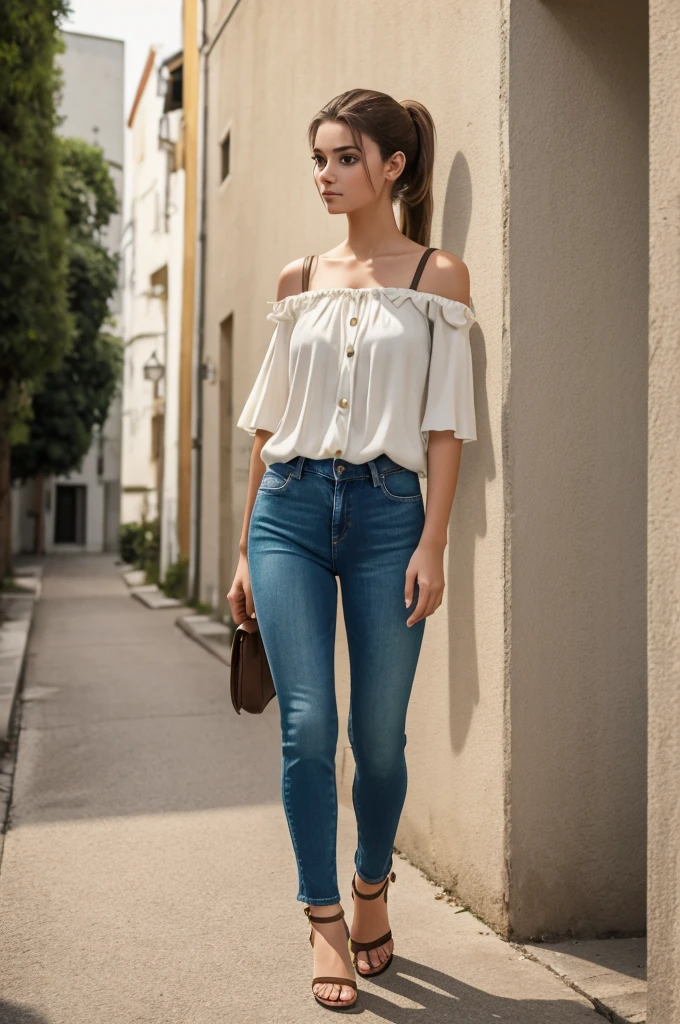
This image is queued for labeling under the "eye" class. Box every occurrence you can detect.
[311,154,358,166]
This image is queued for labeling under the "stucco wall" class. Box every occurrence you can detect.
[201,0,652,942]
[648,0,680,1018]
[122,53,172,528]
[202,0,508,928]
[507,0,649,937]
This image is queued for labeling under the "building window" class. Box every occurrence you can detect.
[151,413,164,462]
[220,132,230,183]
[162,53,183,113]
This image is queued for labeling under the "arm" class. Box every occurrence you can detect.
[227,260,303,623]
[404,252,472,627]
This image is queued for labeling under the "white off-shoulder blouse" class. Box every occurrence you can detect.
[236,286,477,479]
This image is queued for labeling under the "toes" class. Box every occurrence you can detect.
[314,983,343,1003]
[340,987,355,1001]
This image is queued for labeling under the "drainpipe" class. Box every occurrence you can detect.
[188,0,209,602]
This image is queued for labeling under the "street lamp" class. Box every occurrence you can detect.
[143,351,165,383]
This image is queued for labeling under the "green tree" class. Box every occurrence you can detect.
[0,0,72,577]
[12,139,123,539]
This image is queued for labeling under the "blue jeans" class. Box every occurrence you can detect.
[247,453,427,906]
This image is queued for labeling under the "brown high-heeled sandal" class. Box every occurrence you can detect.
[349,870,397,977]
[303,905,358,1011]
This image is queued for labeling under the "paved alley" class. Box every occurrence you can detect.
[0,556,601,1023]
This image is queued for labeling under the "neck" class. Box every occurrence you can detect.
[342,200,408,262]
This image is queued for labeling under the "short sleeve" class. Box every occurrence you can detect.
[236,315,293,437]
[420,299,477,443]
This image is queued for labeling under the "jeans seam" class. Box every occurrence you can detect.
[378,475,423,502]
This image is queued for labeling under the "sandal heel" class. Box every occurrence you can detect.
[349,871,397,977]
[304,906,358,1011]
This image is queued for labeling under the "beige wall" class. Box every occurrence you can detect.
[508,0,649,937]
[201,0,652,944]
[202,0,508,929]
[648,0,680,1018]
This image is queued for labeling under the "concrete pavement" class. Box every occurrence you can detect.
[0,555,602,1023]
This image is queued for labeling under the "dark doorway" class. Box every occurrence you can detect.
[54,485,87,545]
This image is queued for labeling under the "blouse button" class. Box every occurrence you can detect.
[349,316,358,326]
[346,346,355,357]
[334,449,343,456]
[338,398,349,409]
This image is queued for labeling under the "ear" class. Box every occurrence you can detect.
[386,150,406,181]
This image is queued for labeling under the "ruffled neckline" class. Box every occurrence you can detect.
[266,286,476,327]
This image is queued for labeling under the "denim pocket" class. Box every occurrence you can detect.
[259,463,294,492]
[378,468,423,502]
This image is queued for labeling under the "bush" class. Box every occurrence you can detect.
[139,518,160,582]
[119,521,142,565]
[119,517,160,583]
[162,558,188,600]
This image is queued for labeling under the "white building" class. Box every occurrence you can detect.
[12,30,125,555]
[122,48,185,576]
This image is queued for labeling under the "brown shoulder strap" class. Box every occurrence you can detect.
[301,255,316,292]
[409,246,438,291]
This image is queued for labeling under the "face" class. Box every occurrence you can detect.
[311,120,406,214]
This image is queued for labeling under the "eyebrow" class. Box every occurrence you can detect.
[312,145,362,154]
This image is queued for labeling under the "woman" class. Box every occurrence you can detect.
[228,88,477,1011]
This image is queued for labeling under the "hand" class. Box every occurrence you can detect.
[227,553,257,624]
[404,541,445,627]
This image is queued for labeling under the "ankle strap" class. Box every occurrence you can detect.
[304,906,345,924]
[352,871,396,900]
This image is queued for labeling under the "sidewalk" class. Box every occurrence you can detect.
[0,555,602,1024]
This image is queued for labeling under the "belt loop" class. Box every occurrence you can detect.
[293,455,305,479]
[368,460,381,487]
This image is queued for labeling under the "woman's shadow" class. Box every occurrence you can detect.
[0,1000,51,1024]
[344,953,596,1021]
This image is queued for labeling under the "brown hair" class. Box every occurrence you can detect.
[307,88,436,247]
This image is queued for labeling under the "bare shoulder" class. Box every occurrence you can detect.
[274,257,308,301]
[422,249,471,306]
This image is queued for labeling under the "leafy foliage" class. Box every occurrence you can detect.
[162,559,189,600]
[11,137,123,482]
[119,522,143,566]
[119,519,161,584]
[0,0,73,408]
[59,136,118,236]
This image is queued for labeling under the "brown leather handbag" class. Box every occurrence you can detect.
[229,618,276,714]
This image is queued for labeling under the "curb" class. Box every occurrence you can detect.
[121,566,147,588]
[0,571,42,755]
[176,613,233,665]
[0,568,42,862]
[130,585,182,610]
[518,937,647,1024]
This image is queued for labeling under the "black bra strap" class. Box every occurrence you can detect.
[303,248,436,292]
[409,246,438,291]
[301,254,316,292]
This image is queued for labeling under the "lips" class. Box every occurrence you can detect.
[323,192,340,197]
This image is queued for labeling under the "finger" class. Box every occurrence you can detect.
[404,567,417,607]
[244,587,257,619]
[229,586,250,624]
[406,582,429,626]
